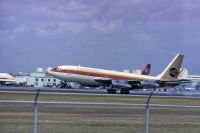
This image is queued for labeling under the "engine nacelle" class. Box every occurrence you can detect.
[111,80,132,89]
[140,80,159,88]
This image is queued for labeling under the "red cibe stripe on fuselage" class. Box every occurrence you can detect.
[51,69,138,80]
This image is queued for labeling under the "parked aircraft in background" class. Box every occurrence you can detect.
[0,73,16,86]
[48,54,190,94]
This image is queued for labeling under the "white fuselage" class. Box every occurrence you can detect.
[0,73,16,85]
[48,66,158,87]
[0,73,15,81]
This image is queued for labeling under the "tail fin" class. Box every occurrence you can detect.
[156,54,184,80]
[141,64,151,75]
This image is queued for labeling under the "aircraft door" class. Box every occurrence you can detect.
[105,73,108,78]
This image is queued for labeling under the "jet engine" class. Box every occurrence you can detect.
[140,80,159,88]
[111,80,132,89]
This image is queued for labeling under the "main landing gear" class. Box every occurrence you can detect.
[59,81,72,88]
[107,89,117,94]
[120,89,130,94]
[107,88,130,94]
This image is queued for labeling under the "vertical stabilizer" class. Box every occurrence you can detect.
[141,64,151,75]
[156,54,184,80]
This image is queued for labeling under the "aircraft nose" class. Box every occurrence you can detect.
[47,69,53,75]
[47,67,59,75]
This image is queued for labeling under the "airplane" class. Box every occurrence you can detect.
[47,54,190,94]
[0,73,16,86]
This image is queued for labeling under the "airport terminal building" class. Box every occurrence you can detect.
[16,68,61,88]
[26,72,61,87]
[16,68,80,88]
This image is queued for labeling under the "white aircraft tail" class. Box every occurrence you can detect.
[156,54,184,80]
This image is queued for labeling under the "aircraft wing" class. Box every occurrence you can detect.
[128,80,160,88]
[95,78,159,89]
[0,78,16,82]
[128,79,191,89]
[94,78,112,85]
[95,78,191,89]
[155,79,191,87]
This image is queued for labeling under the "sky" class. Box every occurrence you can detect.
[0,0,200,75]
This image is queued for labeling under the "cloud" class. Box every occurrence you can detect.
[1,0,200,73]
[91,19,124,32]
[0,0,126,37]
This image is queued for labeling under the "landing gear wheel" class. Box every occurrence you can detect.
[107,89,116,94]
[120,89,130,94]
[59,81,72,88]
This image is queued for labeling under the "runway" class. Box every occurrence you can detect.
[1,86,200,98]
[1,99,200,108]
[1,86,200,133]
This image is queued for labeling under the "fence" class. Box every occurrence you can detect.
[0,90,200,133]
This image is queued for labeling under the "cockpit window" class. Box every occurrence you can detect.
[52,67,58,70]
[52,67,61,70]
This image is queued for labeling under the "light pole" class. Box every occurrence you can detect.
[33,89,40,133]
[144,91,153,133]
